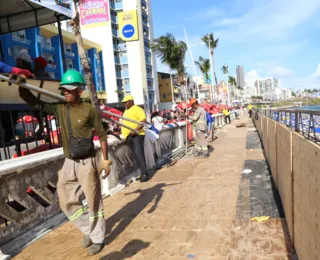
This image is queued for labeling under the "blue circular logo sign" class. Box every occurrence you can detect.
[122,24,135,39]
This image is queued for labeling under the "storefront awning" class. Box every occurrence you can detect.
[0,0,75,35]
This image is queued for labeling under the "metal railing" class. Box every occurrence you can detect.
[0,109,62,161]
[12,35,31,44]
[258,108,320,145]
[42,44,55,51]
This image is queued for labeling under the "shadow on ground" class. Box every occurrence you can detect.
[99,239,150,260]
[103,183,179,247]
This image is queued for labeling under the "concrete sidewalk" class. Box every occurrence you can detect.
[13,117,296,260]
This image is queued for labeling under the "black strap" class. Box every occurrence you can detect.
[66,105,73,137]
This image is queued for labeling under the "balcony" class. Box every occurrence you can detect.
[120,56,128,64]
[114,57,120,64]
[47,64,57,69]
[12,35,31,44]
[113,44,118,50]
[65,50,75,57]
[122,70,129,78]
[111,15,118,23]
[145,45,151,53]
[42,44,55,51]
[146,58,151,65]
[110,1,115,9]
[142,19,148,26]
[147,72,153,78]
[125,84,130,92]
[141,0,147,5]
[115,1,123,10]
[116,71,121,78]
[112,29,120,37]
[148,86,154,92]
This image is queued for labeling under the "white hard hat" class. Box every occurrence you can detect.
[16,49,32,63]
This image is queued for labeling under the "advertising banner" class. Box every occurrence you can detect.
[203,74,212,85]
[118,10,139,42]
[28,0,76,18]
[80,0,110,29]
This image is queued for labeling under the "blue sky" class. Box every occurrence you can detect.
[151,0,320,90]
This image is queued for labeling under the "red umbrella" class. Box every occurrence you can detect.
[17,115,38,123]
[175,102,190,110]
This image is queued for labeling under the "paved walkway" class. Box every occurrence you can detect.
[13,117,296,260]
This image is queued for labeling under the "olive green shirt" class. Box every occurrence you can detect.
[19,87,107,159]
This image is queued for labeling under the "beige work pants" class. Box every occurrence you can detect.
[57,157,105,244]
[195,130,208,155]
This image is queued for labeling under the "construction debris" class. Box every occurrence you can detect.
[236,123,247,128]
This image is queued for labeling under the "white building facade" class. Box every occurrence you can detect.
[79,0,159,112]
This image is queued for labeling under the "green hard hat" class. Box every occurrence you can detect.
[60,70,86,86]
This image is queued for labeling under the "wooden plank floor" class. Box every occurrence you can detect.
[13,116,296,260]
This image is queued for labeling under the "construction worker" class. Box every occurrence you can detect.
[189,98,209,158]
[121,95,149,182]
[222,108,231,124]
[18,70,111,256]
[248,104,253,118]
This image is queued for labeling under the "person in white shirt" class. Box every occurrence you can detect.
[151,111,164,126]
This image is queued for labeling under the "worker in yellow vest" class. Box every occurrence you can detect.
[248,104,253,118]
[222,108,231,124]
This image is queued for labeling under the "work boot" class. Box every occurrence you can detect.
[196,153,209,159]
[140,173,149,182]
[88,243,104,256]
[81,235,92,248]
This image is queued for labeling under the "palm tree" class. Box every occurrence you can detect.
[152,33,187,103]
[221,64,231,105]
[195,56,211,100]
[202,33,219,101]
[228,76,237,101]
[69,0,99,111]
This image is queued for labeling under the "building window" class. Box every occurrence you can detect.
[66,59,73,69]
[12,30,26,40]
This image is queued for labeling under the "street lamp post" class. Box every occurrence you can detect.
[208,41,215,103]
[184,29,201,103]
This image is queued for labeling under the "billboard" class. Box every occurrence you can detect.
[80,0,110,29]
[203,74,212,85]
[118,10,139,42]
[28,0,76,18]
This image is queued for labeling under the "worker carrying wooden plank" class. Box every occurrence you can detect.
[18,70,111,256]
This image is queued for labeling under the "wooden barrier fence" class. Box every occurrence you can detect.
[253,111,320,260]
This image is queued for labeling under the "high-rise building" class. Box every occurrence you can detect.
[236,65,245,89]
[80,0,159,112]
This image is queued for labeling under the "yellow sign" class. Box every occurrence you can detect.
[118,10,139,42]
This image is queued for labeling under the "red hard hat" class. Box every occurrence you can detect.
[32,56,48,68]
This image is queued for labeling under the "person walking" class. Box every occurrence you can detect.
[222,108,231,124]
[19,70,111,256]
[121,95,149,182]
[189,98,209,158]
[248,104,253,118]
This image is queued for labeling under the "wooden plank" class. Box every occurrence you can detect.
[292,132,320,260]
[262,117,269,160]
[276,124,293,242]
[268,120,277,186]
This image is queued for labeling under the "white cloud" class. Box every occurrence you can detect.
[211,0,320,40]
[245,69,260,87]
[271,66,293,78]
[312,64,320,78]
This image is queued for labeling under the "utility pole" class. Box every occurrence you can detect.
[184,29,200,102]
